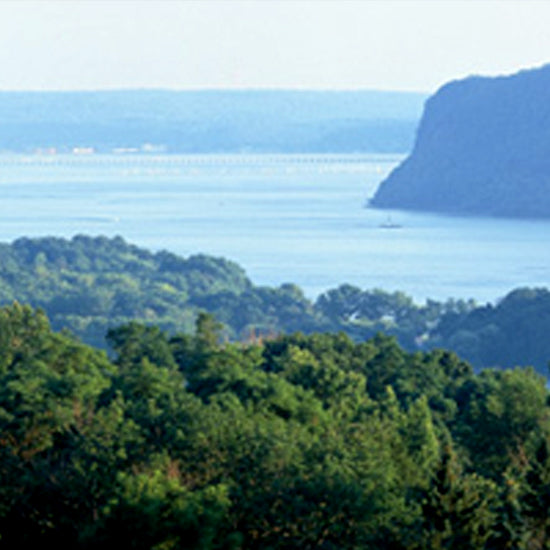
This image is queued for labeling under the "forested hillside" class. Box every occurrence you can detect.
[0,90,425,154]
[0,235,549,375]
[1,303,550,547]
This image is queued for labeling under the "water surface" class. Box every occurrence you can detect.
[0,153,548,303]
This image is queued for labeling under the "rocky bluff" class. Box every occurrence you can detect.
[371,64,550,218]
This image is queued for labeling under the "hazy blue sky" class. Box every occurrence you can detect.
[1,0,549,93]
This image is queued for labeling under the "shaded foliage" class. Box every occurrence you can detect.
[0,236,469,354]
[1,304,550,547]
[2,236,550,376]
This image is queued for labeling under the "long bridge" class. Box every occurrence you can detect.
[0,152,402,168]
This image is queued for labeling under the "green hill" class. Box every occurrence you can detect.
[0,235,549,374]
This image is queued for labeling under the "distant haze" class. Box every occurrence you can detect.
[0,1,549,93]
[0,90,426,154]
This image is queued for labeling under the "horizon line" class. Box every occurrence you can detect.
[0,86,430,95]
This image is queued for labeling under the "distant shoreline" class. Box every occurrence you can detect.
[0,152,406,163]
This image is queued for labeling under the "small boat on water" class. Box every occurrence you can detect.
[379,216,402,229]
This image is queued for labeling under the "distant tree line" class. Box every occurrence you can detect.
[0,90,424,154]
[0,236,549,375]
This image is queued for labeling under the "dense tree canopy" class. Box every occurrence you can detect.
[1,303,550,547]
[2,236,549,375]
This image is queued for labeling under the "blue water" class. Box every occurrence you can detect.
[0,153,548,304]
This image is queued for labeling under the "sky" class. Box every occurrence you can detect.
[0,0,549,93]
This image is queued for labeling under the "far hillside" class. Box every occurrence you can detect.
[1,235,549,375]
[371,64,550,217]
[0,89,426,154]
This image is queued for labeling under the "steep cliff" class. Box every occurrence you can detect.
[371,64,550,217]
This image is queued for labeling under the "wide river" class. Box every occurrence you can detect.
[0,153,548,304]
